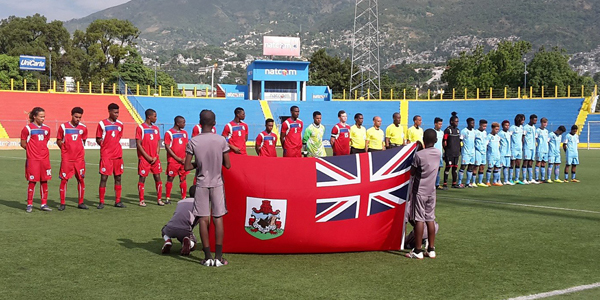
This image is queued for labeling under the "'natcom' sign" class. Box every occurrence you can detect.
[264,69,298,76]
[19,55,46,71]
[263,36,301,57]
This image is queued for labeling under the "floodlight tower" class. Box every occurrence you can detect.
[350,0,381,99]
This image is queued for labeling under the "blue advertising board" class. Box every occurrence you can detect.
[247,60,309,82]
[19,55,46,71]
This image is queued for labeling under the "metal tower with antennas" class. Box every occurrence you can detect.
[350,0,381,99]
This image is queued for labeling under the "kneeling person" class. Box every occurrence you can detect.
[162,186,198,256]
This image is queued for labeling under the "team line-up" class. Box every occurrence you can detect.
[20,103,581,212]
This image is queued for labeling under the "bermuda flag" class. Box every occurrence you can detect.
[220,143,417,253]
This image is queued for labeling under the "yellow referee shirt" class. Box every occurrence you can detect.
[350,125,367,149]
[366,127,385,150]
[385,124,405,145]
[407,126,424,144]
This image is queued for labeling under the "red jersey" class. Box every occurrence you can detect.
[21,123,51,160]
[135,123,160,159]
[165,128,188,162]
[192,124,216,137]
[256,131,278,157]
[331,122,351,156]
[281,118,303,150]
[57,122,88,161]
[96,119,124,159]
[222,121,248,155]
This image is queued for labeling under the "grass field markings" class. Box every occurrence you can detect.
[0,155,138,170]
[438,195,600,215]
[507,282,600,300]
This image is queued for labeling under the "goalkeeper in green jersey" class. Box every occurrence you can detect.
[303,111,326,157]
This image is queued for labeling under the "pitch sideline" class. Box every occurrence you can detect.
[506,282,600,300]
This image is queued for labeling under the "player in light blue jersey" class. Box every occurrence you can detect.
[522,114,538,184]
[534,117,549,182]
[458,118,476,188]
[486,122,503,186]
[497,120,513,185]
[563,125,580,182]
[509,114,525,184]
[474,119,489,187]
[433,117,444,189]
[547,126,566,183]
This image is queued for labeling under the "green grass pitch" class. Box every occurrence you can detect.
[0,148,599,299]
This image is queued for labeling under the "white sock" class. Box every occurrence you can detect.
[163,235,171,242]
[190,241,195,249]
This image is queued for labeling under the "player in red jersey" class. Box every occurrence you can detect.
[222,107,248,155]
[96,103,125,209]
[21,107,52,213]
[255,118,278,157]
[136,109,164,206]
[280,105,303,157]
[57,107,88,210]
[330,110,351,156]
[164,115,190,202]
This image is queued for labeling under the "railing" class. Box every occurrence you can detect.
[1,78,599,101]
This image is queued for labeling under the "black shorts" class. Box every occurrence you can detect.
[444,155,459,167]
[350,147,366,154]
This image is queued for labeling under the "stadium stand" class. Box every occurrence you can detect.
[134,97,265,140]
[409,98,584,132]
[0,92,140,138]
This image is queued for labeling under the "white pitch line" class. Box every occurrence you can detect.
[507,282,600,300]
[438,195,600,215]
[0,155,138,170]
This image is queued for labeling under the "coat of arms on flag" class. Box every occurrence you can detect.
[245,197,287,240]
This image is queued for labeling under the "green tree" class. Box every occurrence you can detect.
[308,49,351,97]
[0,54,36,89]
[528,47,594,97]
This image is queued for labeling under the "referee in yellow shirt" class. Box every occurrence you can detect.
[366,116,385,152]
[407,115,424,148]
[350,113,367,154]
[385,112,405,148]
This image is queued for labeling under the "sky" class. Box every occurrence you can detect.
[0,0,130,21]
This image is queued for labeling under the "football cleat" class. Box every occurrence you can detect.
[477,183,488,188]
[531,180,540,184]
[405,250,424,259]
[58,204,66,211]
[78,203,89,209]
[161,239,172,254]
[486,182,492,187]
[545,179,553,184]
[201,259,214,267]
[40,205,52,212]
[114,202,126,208]
[492,182,503,186]
[180,237,191,256]
[425,249,436,259]
[26,205,33,213]
[515,180,525,185]
[214,258,229,267]
[97,203,105,209]
[522,180,530,185]
[571,179,580,183]
[554,179,564,183]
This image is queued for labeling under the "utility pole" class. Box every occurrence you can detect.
[154,56,158,95]
[523,57,528,97]
[49,46,52,90]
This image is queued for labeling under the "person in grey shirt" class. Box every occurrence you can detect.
[161,186,198,256]
[185,110,231,267]
[406,129,441,260]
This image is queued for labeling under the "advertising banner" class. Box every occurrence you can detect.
[264,92,297,101]
[19,55,46,71]
[263,36,301,57]
[220,143,417,253]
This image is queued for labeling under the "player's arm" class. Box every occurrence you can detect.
[136,138,155,163]
[280,122,287,147]
[184,153,196,171]
[330,127,337,149]
[20,127,28,150]
[222,125,241,154]
[254,134,262,156]
[57,126,64,149]
[364,132,370,152]
[222,139,231,169]
[442,129,449,148]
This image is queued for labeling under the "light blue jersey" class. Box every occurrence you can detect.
[487,134,501,159]
[509,125,524,152]
[536,127,549,154]
[548,132,562,164]
[460,127,476,156]
[563,133,579,158]
[474,129,488,155]
[523,124,537,150]
[498,130,512,157]
[434,128,444,166]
